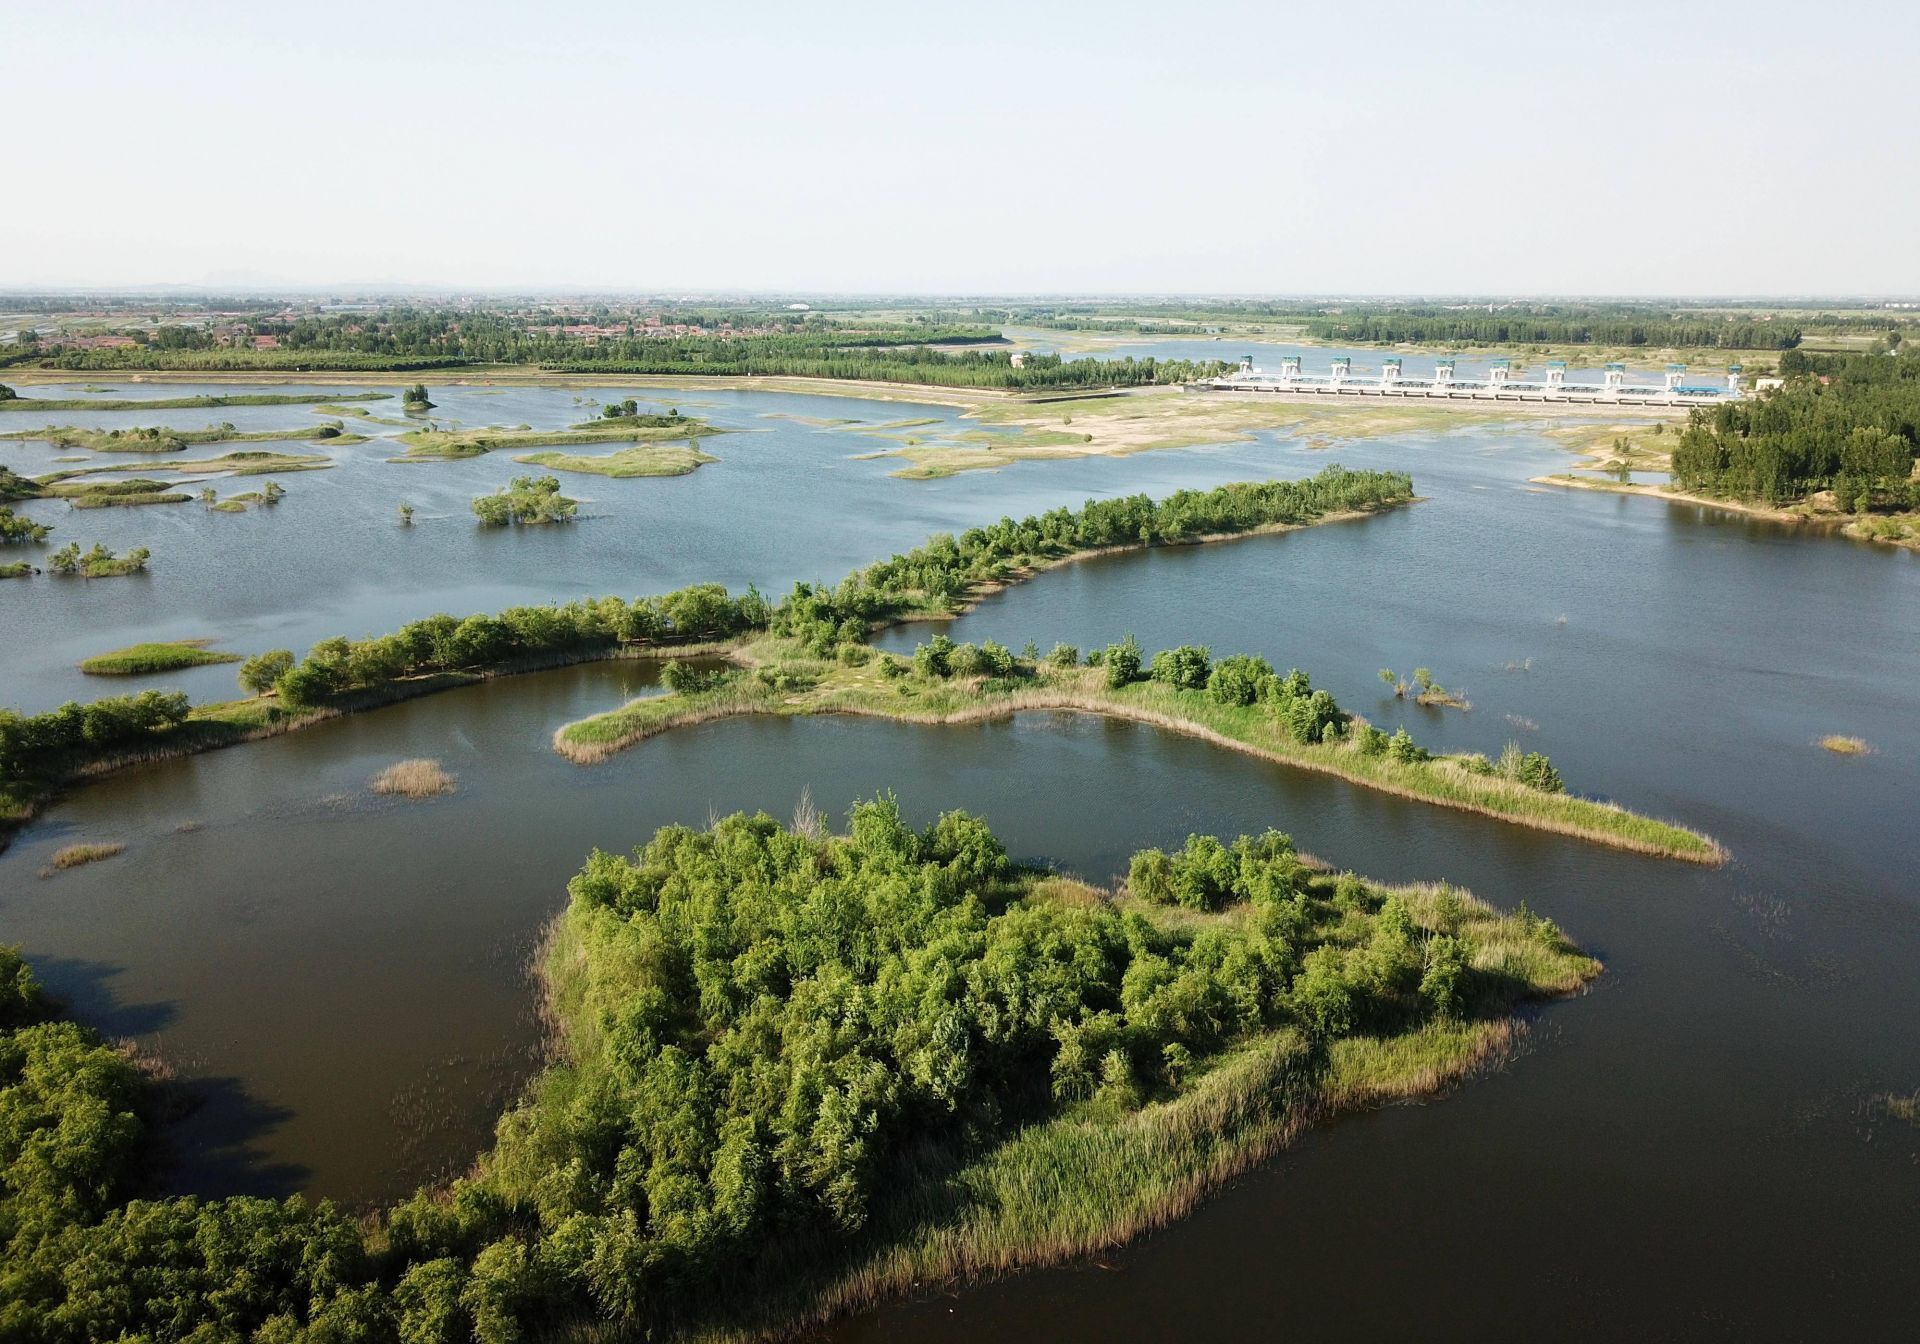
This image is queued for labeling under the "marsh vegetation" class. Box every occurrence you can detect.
[369,758,456,798]
[79,641,240,676]
[471,475,578,526]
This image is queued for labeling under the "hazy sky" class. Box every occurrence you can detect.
[4,0,1913,295]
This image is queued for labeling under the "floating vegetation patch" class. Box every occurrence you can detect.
[369,758,457,798]
[40,841,125,875]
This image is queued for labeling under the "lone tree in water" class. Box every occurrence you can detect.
[401,384,435,409]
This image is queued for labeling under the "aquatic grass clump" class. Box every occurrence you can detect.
[1819,735,1873,756]
[369,759,456,798]
[40,841,125,875]
[80,641,241,676]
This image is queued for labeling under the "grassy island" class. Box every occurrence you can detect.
[393,417,725,461]
[45,541,149,577]
[312,402,413,426]
[59,481,192,508]
[36,450,333,486]
[0,422,356,453]
[79,641,241,676]
[514,440,718,477]
[0,801,1598,1341]
[472,474,578,525]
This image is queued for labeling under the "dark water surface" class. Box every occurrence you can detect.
[3,385,1918,1338]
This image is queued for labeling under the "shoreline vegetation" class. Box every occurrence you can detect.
[1536,349,1920,552]
[552,637,1713,864]
[1530,471,1920,551]
[0,802,1600,1342]
[0,467,1720,866]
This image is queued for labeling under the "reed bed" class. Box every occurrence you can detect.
[1819,735,1873,756]
[39,840,124,875]
[369,759,456,798]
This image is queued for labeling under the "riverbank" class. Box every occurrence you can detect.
[553,638,1723,865]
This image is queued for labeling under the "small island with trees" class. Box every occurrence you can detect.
[471,475,578,526]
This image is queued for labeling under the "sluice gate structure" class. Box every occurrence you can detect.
[1190,355,1744,406]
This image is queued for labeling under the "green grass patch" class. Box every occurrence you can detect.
[393,418,725,461]
[512,442,718,478]
[80,641,242,676]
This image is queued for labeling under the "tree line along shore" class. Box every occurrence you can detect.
[1536,348,1920,550]
[1,467,1720,864]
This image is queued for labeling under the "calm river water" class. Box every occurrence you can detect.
[2,383,1916,1339]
